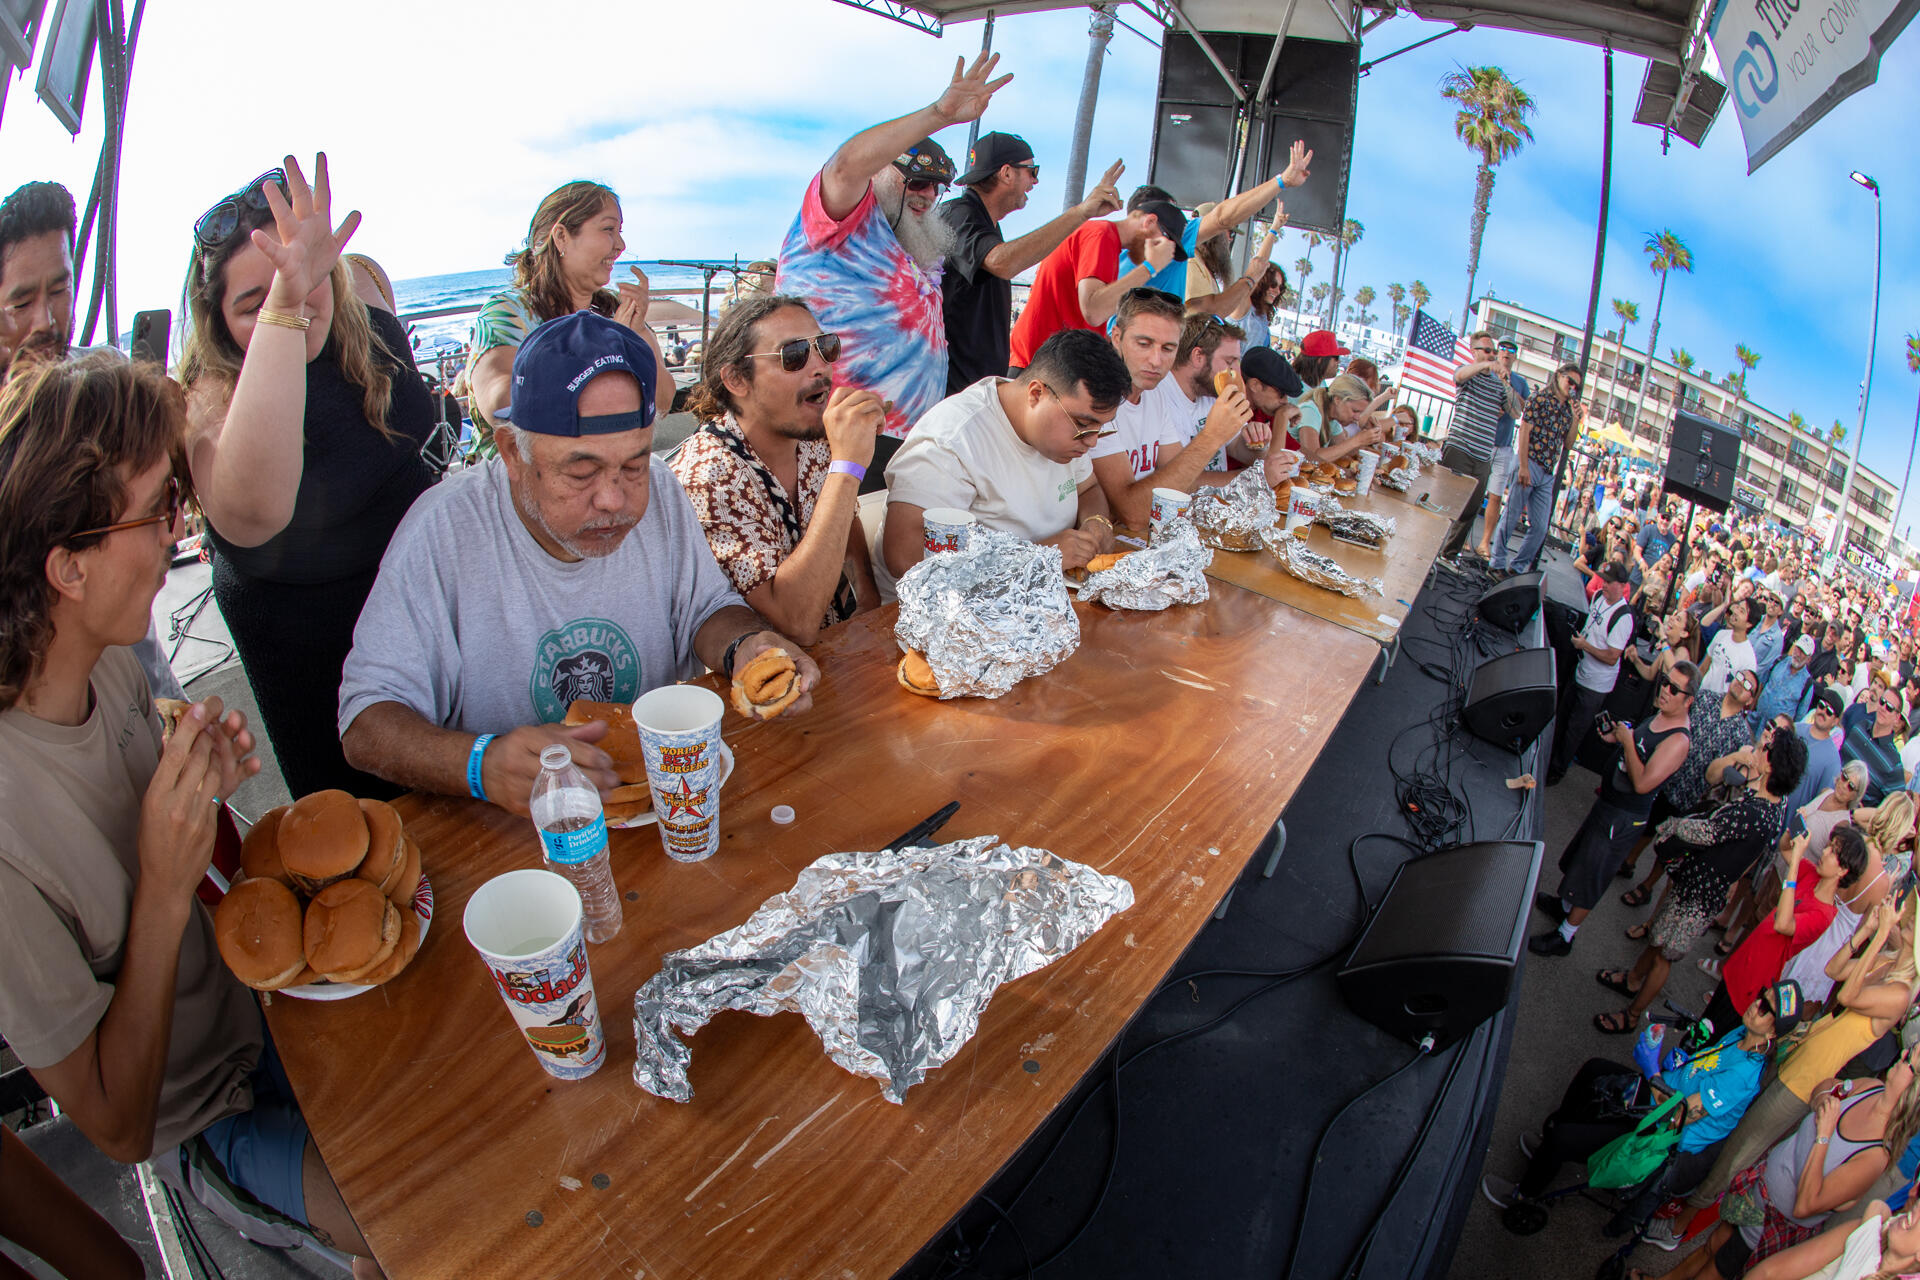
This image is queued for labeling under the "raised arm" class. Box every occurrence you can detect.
[1079,242,1168,327]
[982,161,1123,281]
[1194,141,1311,239]
[820,52,1012,219]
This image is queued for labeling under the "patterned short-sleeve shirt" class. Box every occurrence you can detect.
[669,418,852,634]
[1523,390,1577,473]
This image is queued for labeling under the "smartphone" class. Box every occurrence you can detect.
[131,309,170,367]
[1594,711,1615,737]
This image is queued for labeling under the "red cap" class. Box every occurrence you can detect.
[1300,329,1349,358]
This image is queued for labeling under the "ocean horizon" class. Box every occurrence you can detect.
[391,259,737,354]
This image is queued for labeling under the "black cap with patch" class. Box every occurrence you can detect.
[892,139,955,186]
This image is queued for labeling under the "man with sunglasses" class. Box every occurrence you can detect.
[1748,590,1788,680]
[672,296,881,647]
[1473,339,1530,562]
[1487,361,1580,578]
[1840,682,1907,806]
[879,329,1129,585]
[777,53,1012,484]
[1438,330,1521,565]
[939,133,1124,395]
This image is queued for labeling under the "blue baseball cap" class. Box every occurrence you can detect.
[499,311,657,436]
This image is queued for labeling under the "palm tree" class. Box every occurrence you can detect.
[1669,347,1694,372]
[1409,280,1432,313]
[1786,411,1806,432]
[1301,231,1325,288]
[1350,285,1377,329]
[1898,331,1920,537]
[1832,421,1847,447]
[1309,281,1331,310]
[1439,65,1537,333]
[1729,344,1760,437]
[1328,218,1365,326]
[1630,229,1693,447]
[1387,282,1409,333]
[1606,299,1639,428]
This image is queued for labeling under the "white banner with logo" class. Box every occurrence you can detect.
[1710,0,1920,172]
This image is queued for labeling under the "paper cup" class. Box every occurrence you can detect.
[922,508,976,556]
[1285,489,1319,537]
[1355,449,1380,496]
[463,869,606,1080]
[632,685,731,863]
[1149,488,1193,541]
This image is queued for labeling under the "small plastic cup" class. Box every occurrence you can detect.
[1149,488,1193,541]
[922,508,977,556]
[632,685,733,863]
[463,869,606,1080]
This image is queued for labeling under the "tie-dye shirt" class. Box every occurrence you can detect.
[777,173,946,441]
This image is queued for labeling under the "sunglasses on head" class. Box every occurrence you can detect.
[194,168,288,251]
[69,473,184,543]
[746,332,842,372]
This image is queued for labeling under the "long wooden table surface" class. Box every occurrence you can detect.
[1203,464,1478,647]
[263,587,1381,1280]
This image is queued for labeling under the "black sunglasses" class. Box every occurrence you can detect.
[70,473,183,543]
[904,177,948,195]
[1660,675,1693,698]
[746,332,842,372]
[194,168,288,251]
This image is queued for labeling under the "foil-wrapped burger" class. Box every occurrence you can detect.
[1077,521,1210,611]
[894,526,1080,699]
[1190,467,1280,551]
[1259,526,1384,598]
[1316,504,1397,548]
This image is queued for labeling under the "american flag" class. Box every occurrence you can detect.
[1400,308,1470,400]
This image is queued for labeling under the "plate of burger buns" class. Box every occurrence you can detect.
[564,698,737,830]
[214,790,430,1001]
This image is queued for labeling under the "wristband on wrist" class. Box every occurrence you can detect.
[1783,879,1797,889]
[827,460,866,482]
[722,631,754,679]
[467,733,496,802]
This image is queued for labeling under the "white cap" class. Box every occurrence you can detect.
[770,805,795,825]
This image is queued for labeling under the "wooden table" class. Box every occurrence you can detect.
[265,590,1381,1279]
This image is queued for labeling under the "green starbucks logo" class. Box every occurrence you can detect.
[530,618,640,722]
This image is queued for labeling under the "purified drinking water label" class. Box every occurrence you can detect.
[538,812,608,865]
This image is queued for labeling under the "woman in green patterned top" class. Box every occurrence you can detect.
[464,181,672,453]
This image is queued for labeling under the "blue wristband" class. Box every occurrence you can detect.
[828,459,867,482]
[467,734,496,801]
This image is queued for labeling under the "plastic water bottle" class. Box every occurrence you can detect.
[530,745,623,943]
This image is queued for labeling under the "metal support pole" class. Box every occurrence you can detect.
[1062,6,1114,211]
[1547,42,1613,551]
[965,11,995,158]
[1832,177,1881,555]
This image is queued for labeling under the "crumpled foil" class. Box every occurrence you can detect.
[631,836,1135,1103]
[1078,520,1210,611]
[1191,467,1279,551]
[1379,463,1413,492]
[1408,443,1441,469]
[894,526,1079,698]
[1260,527,1384,598]
[1316,503,1396,547]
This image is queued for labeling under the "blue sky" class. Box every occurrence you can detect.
[7,1,1916,527]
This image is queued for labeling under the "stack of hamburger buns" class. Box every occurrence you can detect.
[214,790,425,991]
[564,700,654,823]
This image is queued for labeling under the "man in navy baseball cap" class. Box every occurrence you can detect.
[497,310,659,436]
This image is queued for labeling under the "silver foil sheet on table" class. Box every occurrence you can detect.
[1379,464,1413,492]
[1191,467,1280,551]
[631,836,1136,1103]
[1259,527,1384,599]
[893,526,1079,698]
[1077,520,1210,611]
[1315,503,1396,548]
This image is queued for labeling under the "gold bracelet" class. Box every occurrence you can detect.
[1082,514,1113,533]
[255,309,311,331]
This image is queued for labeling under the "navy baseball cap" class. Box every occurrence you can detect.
[1240,345,1304,398]
[500,312,658,435]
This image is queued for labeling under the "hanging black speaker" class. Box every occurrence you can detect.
[1461,649,1557,749]
[1477,571,1543,634]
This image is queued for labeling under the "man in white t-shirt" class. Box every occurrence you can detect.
[1699,597,1757,697]
[1152,312,1274,475]
[1087,289,1296,529]
[1547,562,1636,783]
[880,328,1131,582]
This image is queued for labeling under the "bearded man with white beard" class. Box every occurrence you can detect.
[776,51,1012,488]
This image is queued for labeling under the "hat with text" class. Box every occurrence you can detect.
[892,138,956,186]
[956,132,1035,186]
[502,311,658,436]
[1132,199,1190,259]
[1300,329,1350,358]
[1240,345,1305,398]
[1792,634,1816,655]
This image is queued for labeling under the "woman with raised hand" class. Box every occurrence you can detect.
[463,181,673,453]
[179,154,436,799]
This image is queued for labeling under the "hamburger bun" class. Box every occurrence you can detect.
[1212,367,1242,398]
[1272,480,1293,510]
[303,880,400,984]
[239,805,294,888]
[280,790,369,895]
[731,647,802,720]
[564,700,646,785]
[387,835,423,908]
[214,878,308,990]
[354,799,406,895]
[1084,550,1135,574]
[154,698,192,740]
[898,650,940,698]
[356,911,423,986]
[1333,477,1358,494]
[603,781,654,825]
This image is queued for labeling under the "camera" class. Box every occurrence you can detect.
[1594,711,1615,738]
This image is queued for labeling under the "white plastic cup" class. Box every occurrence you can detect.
[463,869,606,1080]
[1149,488,1193,541]
[1285,489,1319,539]
[1355,449,1381,496]
[632,685,732,863]
[922,508,977,556]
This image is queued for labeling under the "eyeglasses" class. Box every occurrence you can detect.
[1660,675,1693,698]
[193,168,288,251]
[1039,383,1116,440]
[1815,702,1838,716]
[746,332,842,372]
[69,473,183,543]
[904,178,948,195]
[1014,163,1041,179]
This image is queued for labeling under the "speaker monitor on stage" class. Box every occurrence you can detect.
[1338,840,1545,1052]
[1477,571,1543,635]
[1461,648,1556,749]
[1662,409,1741,514]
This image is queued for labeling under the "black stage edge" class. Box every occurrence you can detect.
[901,564,1552,1280]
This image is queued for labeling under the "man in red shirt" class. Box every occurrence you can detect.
[1007,201,1186,370]
[1705,826,1865,1033]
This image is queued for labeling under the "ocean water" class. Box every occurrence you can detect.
[391,259,733,354]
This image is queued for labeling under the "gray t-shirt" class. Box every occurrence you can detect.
[338,458,745,736]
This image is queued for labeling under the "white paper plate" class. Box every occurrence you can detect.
[607,744,735,830]
[280,877,433,1002]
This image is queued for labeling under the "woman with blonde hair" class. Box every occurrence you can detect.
[1629,610,1704,684]
[1742,1198,1920,1279]
[178,154,436,799]
[463,180,672,451]
[1293,373,1390,465]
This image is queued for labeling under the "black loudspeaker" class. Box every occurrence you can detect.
[1149,32,1356,235]
[1663,409,1740,513]
[1338,841,1545,1052]
[1461,648,1557,748]
[1477,571,1543,634]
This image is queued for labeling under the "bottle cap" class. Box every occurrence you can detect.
[770,805,795,825]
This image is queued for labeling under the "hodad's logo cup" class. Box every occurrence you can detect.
[632,684,735,863]
[921,507,976,556]
[462,869,606,1080]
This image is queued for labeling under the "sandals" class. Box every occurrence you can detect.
[1698,957,1724,980]
[1626,922,1651,941]
[1596,968,1640,998]
[1594,1009,1642,1034]
[1620,884,1653,908]
[1715,938,1737,957]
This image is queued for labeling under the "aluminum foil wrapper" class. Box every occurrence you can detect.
[894,526,1080,698]
[631,836,1135,1104]
[1078,520,1210,611]
[1379,463,1413,492]
[1316,503,1396,548]
[1191,467,1280,551]
[1259,527,1384,599]
[1408,443,1441,469]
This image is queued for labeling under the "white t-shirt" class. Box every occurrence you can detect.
[1152,376,1223,469]
[1575,595,1635,692]
[1898,732,1920,783]
[1701,631,1757,696]
[884,377,1092,545]
[1091,384,1185,483]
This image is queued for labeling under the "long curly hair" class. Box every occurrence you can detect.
[177,196,398,439]
[683,293,812,423]
[0,353,186,708]
[506,182,621,326]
